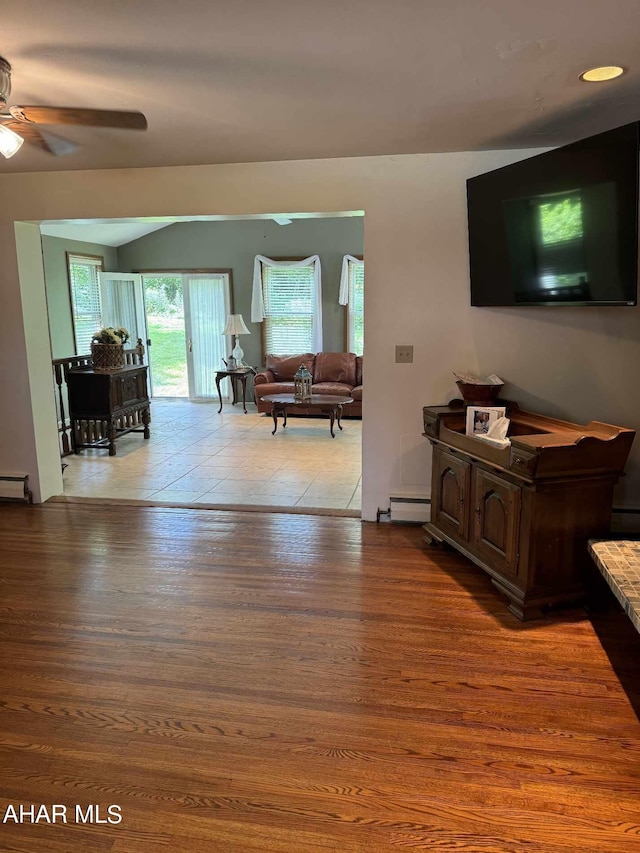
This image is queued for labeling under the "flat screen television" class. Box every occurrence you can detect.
[467,122,639,306]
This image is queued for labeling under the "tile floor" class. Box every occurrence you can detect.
[62,398,362,514]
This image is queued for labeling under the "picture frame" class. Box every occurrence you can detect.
[466,406,506,437]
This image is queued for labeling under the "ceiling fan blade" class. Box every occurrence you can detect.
[3,120,79,156]
[9,105,147,130]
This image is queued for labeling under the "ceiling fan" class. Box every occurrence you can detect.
[0,56,147,159]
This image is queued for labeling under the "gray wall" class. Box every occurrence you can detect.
[117,216,364,368]
[42,236,118,358]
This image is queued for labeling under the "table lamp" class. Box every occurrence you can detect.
[222,313,250,367]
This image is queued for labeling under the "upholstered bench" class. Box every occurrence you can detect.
[588,540,640,633]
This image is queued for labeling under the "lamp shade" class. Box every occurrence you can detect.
[222,313,250,336]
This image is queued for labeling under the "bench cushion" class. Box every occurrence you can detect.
[589,540,640,633]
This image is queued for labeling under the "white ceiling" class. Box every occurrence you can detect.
[39,221,171,246]
[38,212,364,246]
[2,0,640,175]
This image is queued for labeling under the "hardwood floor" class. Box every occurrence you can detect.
[0,503,639,852]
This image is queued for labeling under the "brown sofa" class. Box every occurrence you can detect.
[254,352,363,417]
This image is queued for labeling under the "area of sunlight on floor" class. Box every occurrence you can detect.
[62,398,362,513]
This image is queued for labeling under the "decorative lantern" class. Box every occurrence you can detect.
[294,364,313,402]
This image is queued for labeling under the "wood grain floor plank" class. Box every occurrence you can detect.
[0,503,639,851]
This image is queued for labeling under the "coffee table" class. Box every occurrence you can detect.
[261,394,353,438]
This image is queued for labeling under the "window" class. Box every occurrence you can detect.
[532,192,587,296]
[67,253,104,353]
[260,260,320,355]
[338,255,364,355]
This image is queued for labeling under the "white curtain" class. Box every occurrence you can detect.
[99,273,146,347]
[251,254,323,352]
[184,274,229,399]
[101,279,138,335]
[339,254,364,305]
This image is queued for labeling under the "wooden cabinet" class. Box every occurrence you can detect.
[423,402,635,620]
[67,365,151,456]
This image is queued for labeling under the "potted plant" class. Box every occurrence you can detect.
[91,326,130,371]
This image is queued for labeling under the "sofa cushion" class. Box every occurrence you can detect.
[313,352,356,385]
[351,385,363,401]
[356,356,363,387]
[311,382,353,397]
[255,382,295,397]
[266,353,315,381]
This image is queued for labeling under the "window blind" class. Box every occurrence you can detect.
[68,255,103,354]
[347,261,364,355]
[262,265,316,354]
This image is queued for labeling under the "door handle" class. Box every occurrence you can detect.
[188,339,193,353]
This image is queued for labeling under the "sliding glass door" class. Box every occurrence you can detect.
[141,275,187,397]
[141,272,231,399]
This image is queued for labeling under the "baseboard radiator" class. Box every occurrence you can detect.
[0,475,32,504]
[389,492,431,524]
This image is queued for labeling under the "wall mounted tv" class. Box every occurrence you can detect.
[467,122,639,306]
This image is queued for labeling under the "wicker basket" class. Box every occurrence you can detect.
[91,342,124,371]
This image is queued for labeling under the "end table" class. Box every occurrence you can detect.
[215,368,255,414]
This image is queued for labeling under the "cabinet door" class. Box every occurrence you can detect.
[432,447,471,540]
[471,468,521,577]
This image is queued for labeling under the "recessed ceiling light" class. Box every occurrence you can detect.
[579,65,626,82]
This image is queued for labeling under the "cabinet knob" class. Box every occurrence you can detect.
[514,457,524,464]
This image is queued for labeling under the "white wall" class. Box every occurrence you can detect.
[1,149,638,520]
[11,224,62,502]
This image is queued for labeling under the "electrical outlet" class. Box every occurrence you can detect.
[395,345,413,364]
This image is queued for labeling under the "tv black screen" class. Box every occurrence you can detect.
[467,122,639,306]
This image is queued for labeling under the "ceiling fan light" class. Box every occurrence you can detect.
[0,123,24,158]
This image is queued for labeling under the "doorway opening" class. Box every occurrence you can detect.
[44,213,363,514]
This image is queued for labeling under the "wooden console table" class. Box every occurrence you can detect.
[422,402,634,620]
[68,365,151,456]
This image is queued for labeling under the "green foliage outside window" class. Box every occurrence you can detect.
[143,276,187,396]
[143,276,183,315]
[538,196,583,245]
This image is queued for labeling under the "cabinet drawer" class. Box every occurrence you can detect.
[112,370,147,408]
[423,410,439,438]
[510,447,537,477]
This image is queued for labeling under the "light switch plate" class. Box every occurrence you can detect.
[395,345,413,363]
